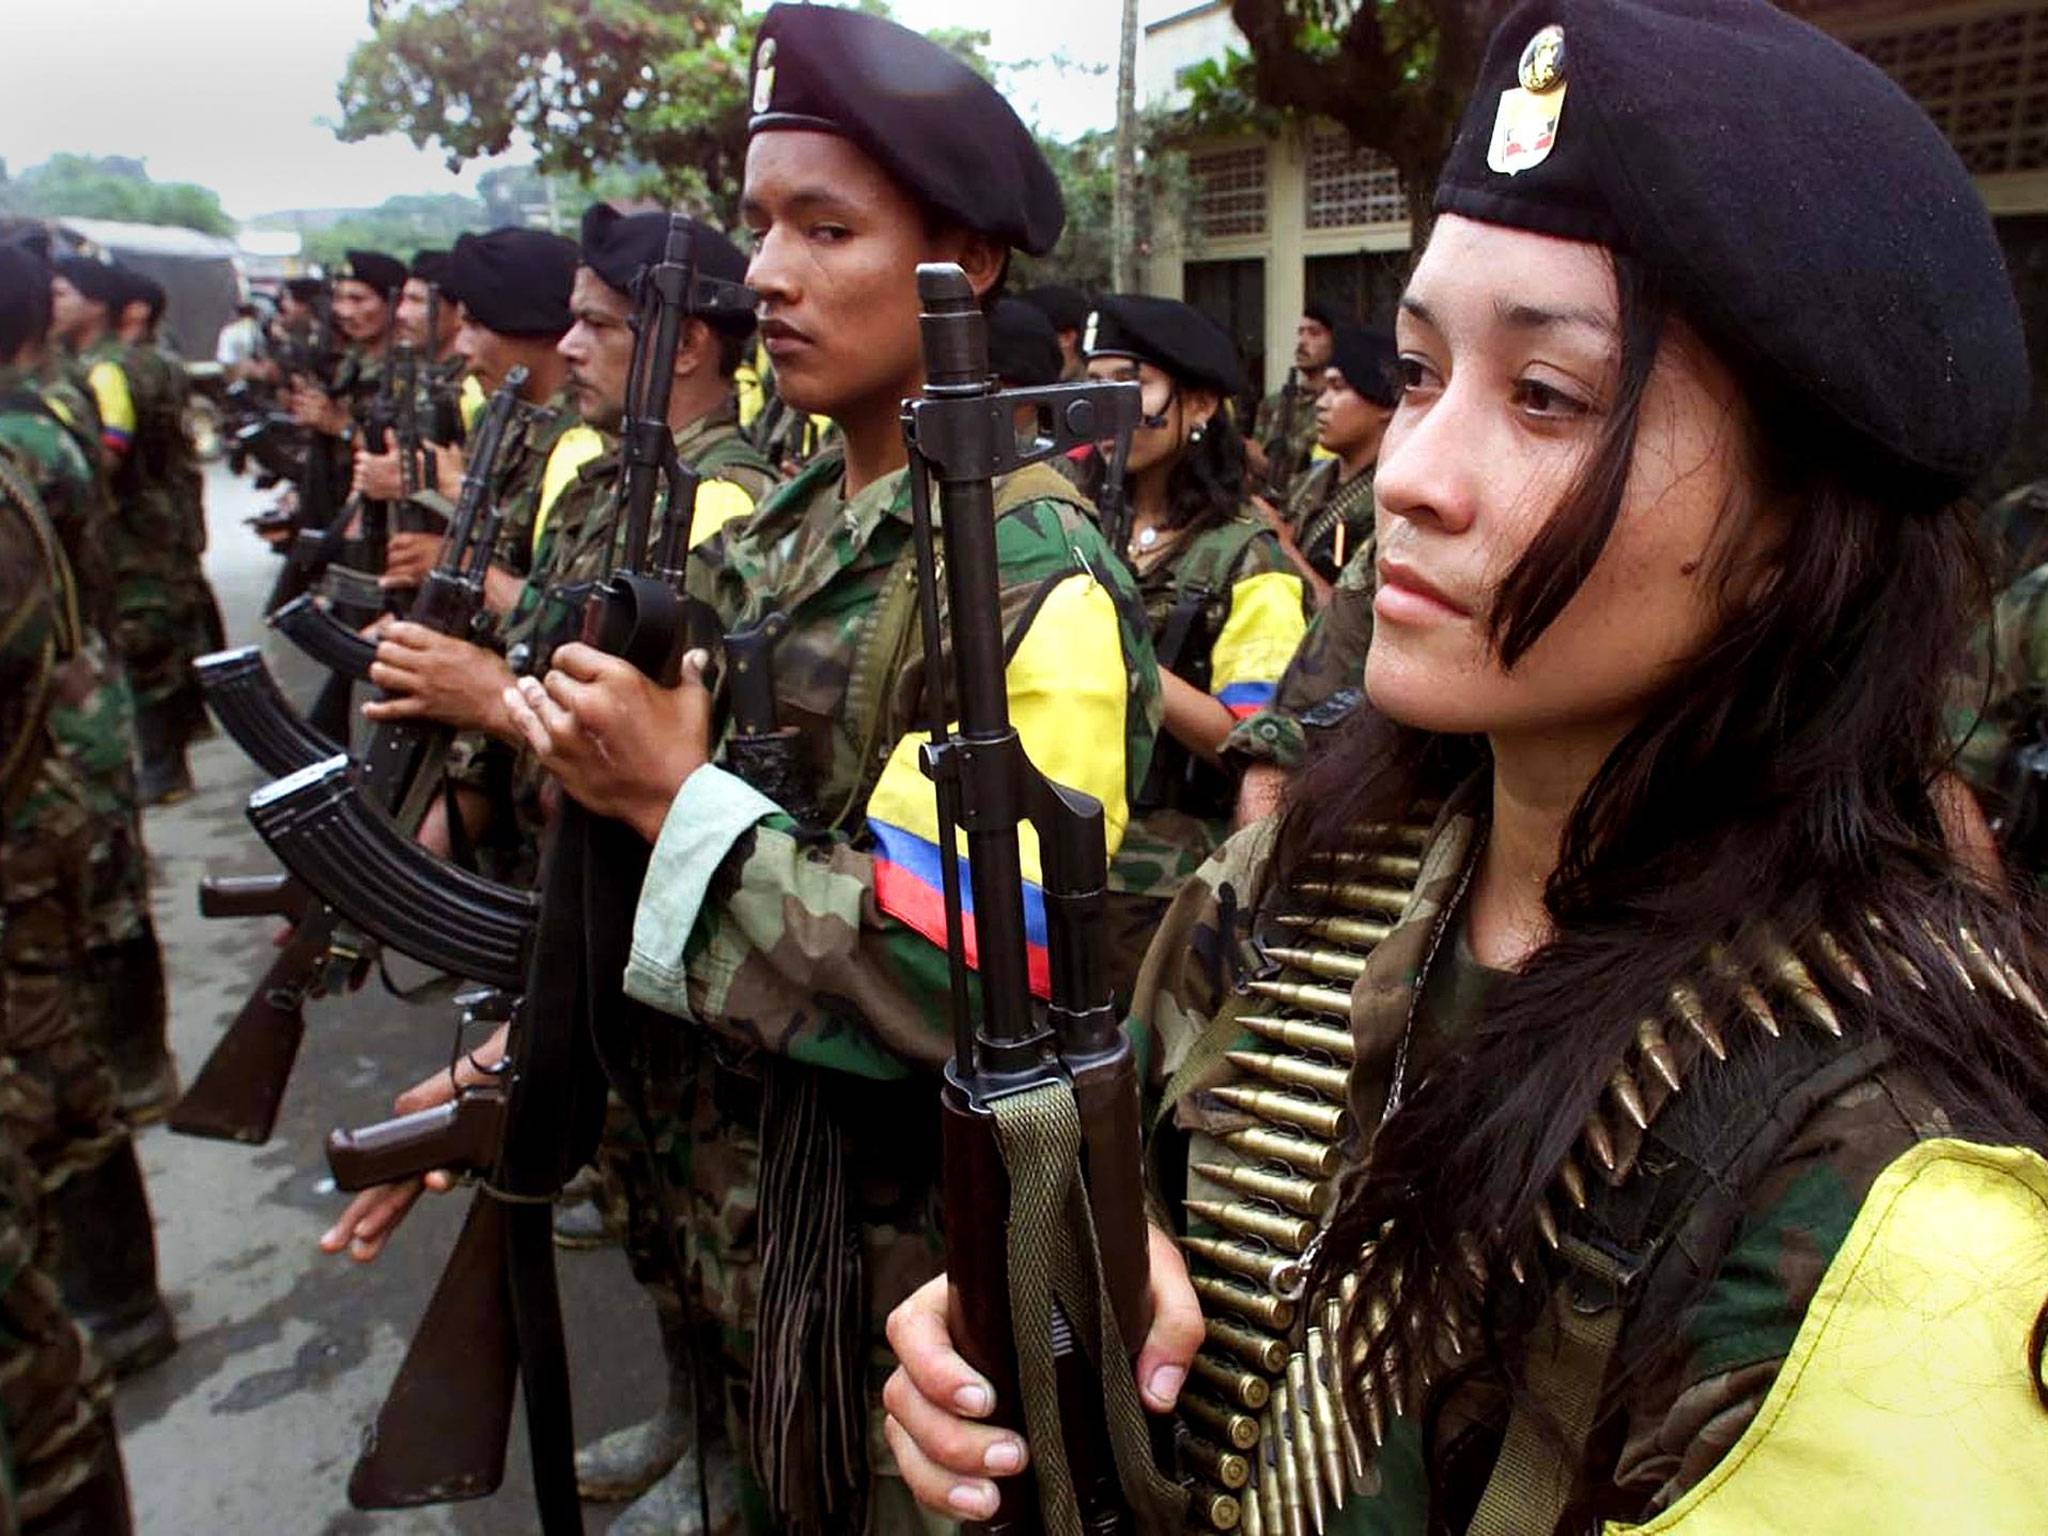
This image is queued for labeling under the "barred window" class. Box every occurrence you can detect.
[1305,129,1407,229]
[1845,3,2048,175]
[1189,145,1268,239]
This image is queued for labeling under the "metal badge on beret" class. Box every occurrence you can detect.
[1519,23,1566,92]
[752,37,776,114]
[1489,23,1567,176]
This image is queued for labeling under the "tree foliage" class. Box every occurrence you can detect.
[286,192,489,267]
[0,154,236,236]
[1192,0,1515,226]
[338,0,993,226]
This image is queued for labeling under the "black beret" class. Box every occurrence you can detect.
[1328,325,1399,409]
[1302,299,1343,333]
[337,249,406,297]
[409,249,451,285]
[283,277,325,304]
[748,4,1063,256]
[8,227,51,262]
[577,205,756,336]
[987,297,1062,388]
[53,254,126,309]
[1084,294,1244,398]
[445,227,577,339]
[123,270,167,322]
[1437,0,2027,496]
[1019,283,1089,333]
[0,244,53,356]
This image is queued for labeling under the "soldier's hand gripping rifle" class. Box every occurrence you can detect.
[301,216,733,1532]
[900,264,1183,1536]
[170,373,533,1146]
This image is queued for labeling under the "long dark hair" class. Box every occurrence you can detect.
[1081,383,1247,535]
[1281,249,2048,1492]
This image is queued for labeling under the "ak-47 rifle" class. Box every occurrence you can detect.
[266,290,347,614]
[171,370,531,1146]
[899,264,1182,1535]
[291,215,732,1531]
[194,646,340,779]
[1263,368,1305,502]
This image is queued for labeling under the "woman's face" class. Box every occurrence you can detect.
[1083,355,1213,477]
[1315,369,1391,461]
[741,130,991,422]
[1367,215,1764,748]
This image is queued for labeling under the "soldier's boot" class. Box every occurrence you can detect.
[26,1420,134,1536]
[130,699,193,807]
[47,1145,176,1379]
[577,1308,692,1501]
[77,934,177,1125]
[553,1194,615,1249]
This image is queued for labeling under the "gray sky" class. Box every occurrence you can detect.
[0,0,1121,223]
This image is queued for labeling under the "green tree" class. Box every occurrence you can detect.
[1,153,235,236]
[1188,1,1515,227]
[280,192,490,267]
[337,0,994,225]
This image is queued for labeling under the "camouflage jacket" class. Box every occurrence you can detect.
[1253,374,1322,490]
[1115,513,1305,898]
[0,450,72,823]
[1225,533,1377,770]
[0,373,109,632]
[489,387,600,581]
[1133,781,1977,1533]
[1283,457,1374,586]
[1953,555,2048,810]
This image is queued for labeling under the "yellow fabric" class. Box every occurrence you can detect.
[1609,1138,2048,1536]
[687,480,757,550]
[458,373,487,433]
[864,567,1135,882]
[529,424,608,560]
[735,357,766,428]
[41,391,79,432]
[86,359,134,440]
[1209,567,1307,700]
[1310,444,1336,463]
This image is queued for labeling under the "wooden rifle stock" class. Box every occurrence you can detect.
[197,872,308,924]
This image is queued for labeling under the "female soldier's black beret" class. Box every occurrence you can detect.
[1084,294,1246,399]
[747,3,1064,258]
[1435,0,2027,496]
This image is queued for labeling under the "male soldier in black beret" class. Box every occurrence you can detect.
[285,247,402,439]
[1248,295,1345,492]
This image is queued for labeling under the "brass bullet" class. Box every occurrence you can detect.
[1953,924,2017,1003]
[1258,1405,1284,1535]
[1194,1158,1333,1217]
[1192,1350,1274,1410]
[1271,1379,1306,1536]
[1296,879,1409,916]
[1556,1155,1590,1212]
[1361,1375,1386,1448]
[1321,1299,1372,1488]
[1270,912,1395,949]
[1227,1049,1352,1102]
[1214,1085,1350,1140]
[1181,1431,1253,1490]
[1346,819,1430,851]
[1632,1017,1683,1094]
[1262,944,1370,985]
[1287,1354,1325,1535]
[1221,1128,1344,1179]
[1811,929,1872,996]
[1247,978,1355,1021]
[1582,1112,1617,1174]
[1706,942,1780,1036]
[1759,931,1841,1036]
[1242,1488,1265,1536]
[1305,1328,1348,1512]
[1193,1273,1297,1331]
[1186,1235,1306,1297]
[1534,1197,1560,1251]
[1188,1197,1317,1253]
[1238,1012,1357,1062]
[1206,1314,1291,1373]
[1667,980,1727,1060]
[1303,849,1420,881]
[1607,1065,1649,1131]
[1182,1389,1262,1450]
[1191,1488,1243,1531]
[1915,920,1976,994]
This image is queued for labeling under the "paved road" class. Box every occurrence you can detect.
[114,463,658,1534]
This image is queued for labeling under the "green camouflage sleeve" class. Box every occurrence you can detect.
[626,497,1161,1081]
[1952,561,2048,799]
[1609,1070,1939,1512]
[1225,534,1376,769]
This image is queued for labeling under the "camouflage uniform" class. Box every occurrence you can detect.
[1281,458,1373,587]
[1106,515,1305,997]
[0,386,171,1118]
[0,452,133,1534]
[619,448,1160,1532]
[1224,533,1377,773]
[1133,782,1988,1532]
[488,388,596,584]
[1252,373,1322,491]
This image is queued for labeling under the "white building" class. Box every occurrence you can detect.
[1140,0,2048,411]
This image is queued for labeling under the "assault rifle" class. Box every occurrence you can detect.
[899,265,1179,1534]
[1263,368,1305,502]
[295,216,735,1531]
[194,646,340,780]
[171,371,531,1145]
[265,293,347,614]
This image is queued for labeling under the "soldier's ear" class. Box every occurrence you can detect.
[673,317,714,382]
[950,232,1008,305]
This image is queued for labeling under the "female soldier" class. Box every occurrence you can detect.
[1260,324,1398,604]
[1083,296,1308,1000]
[878,2,2048,1531]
